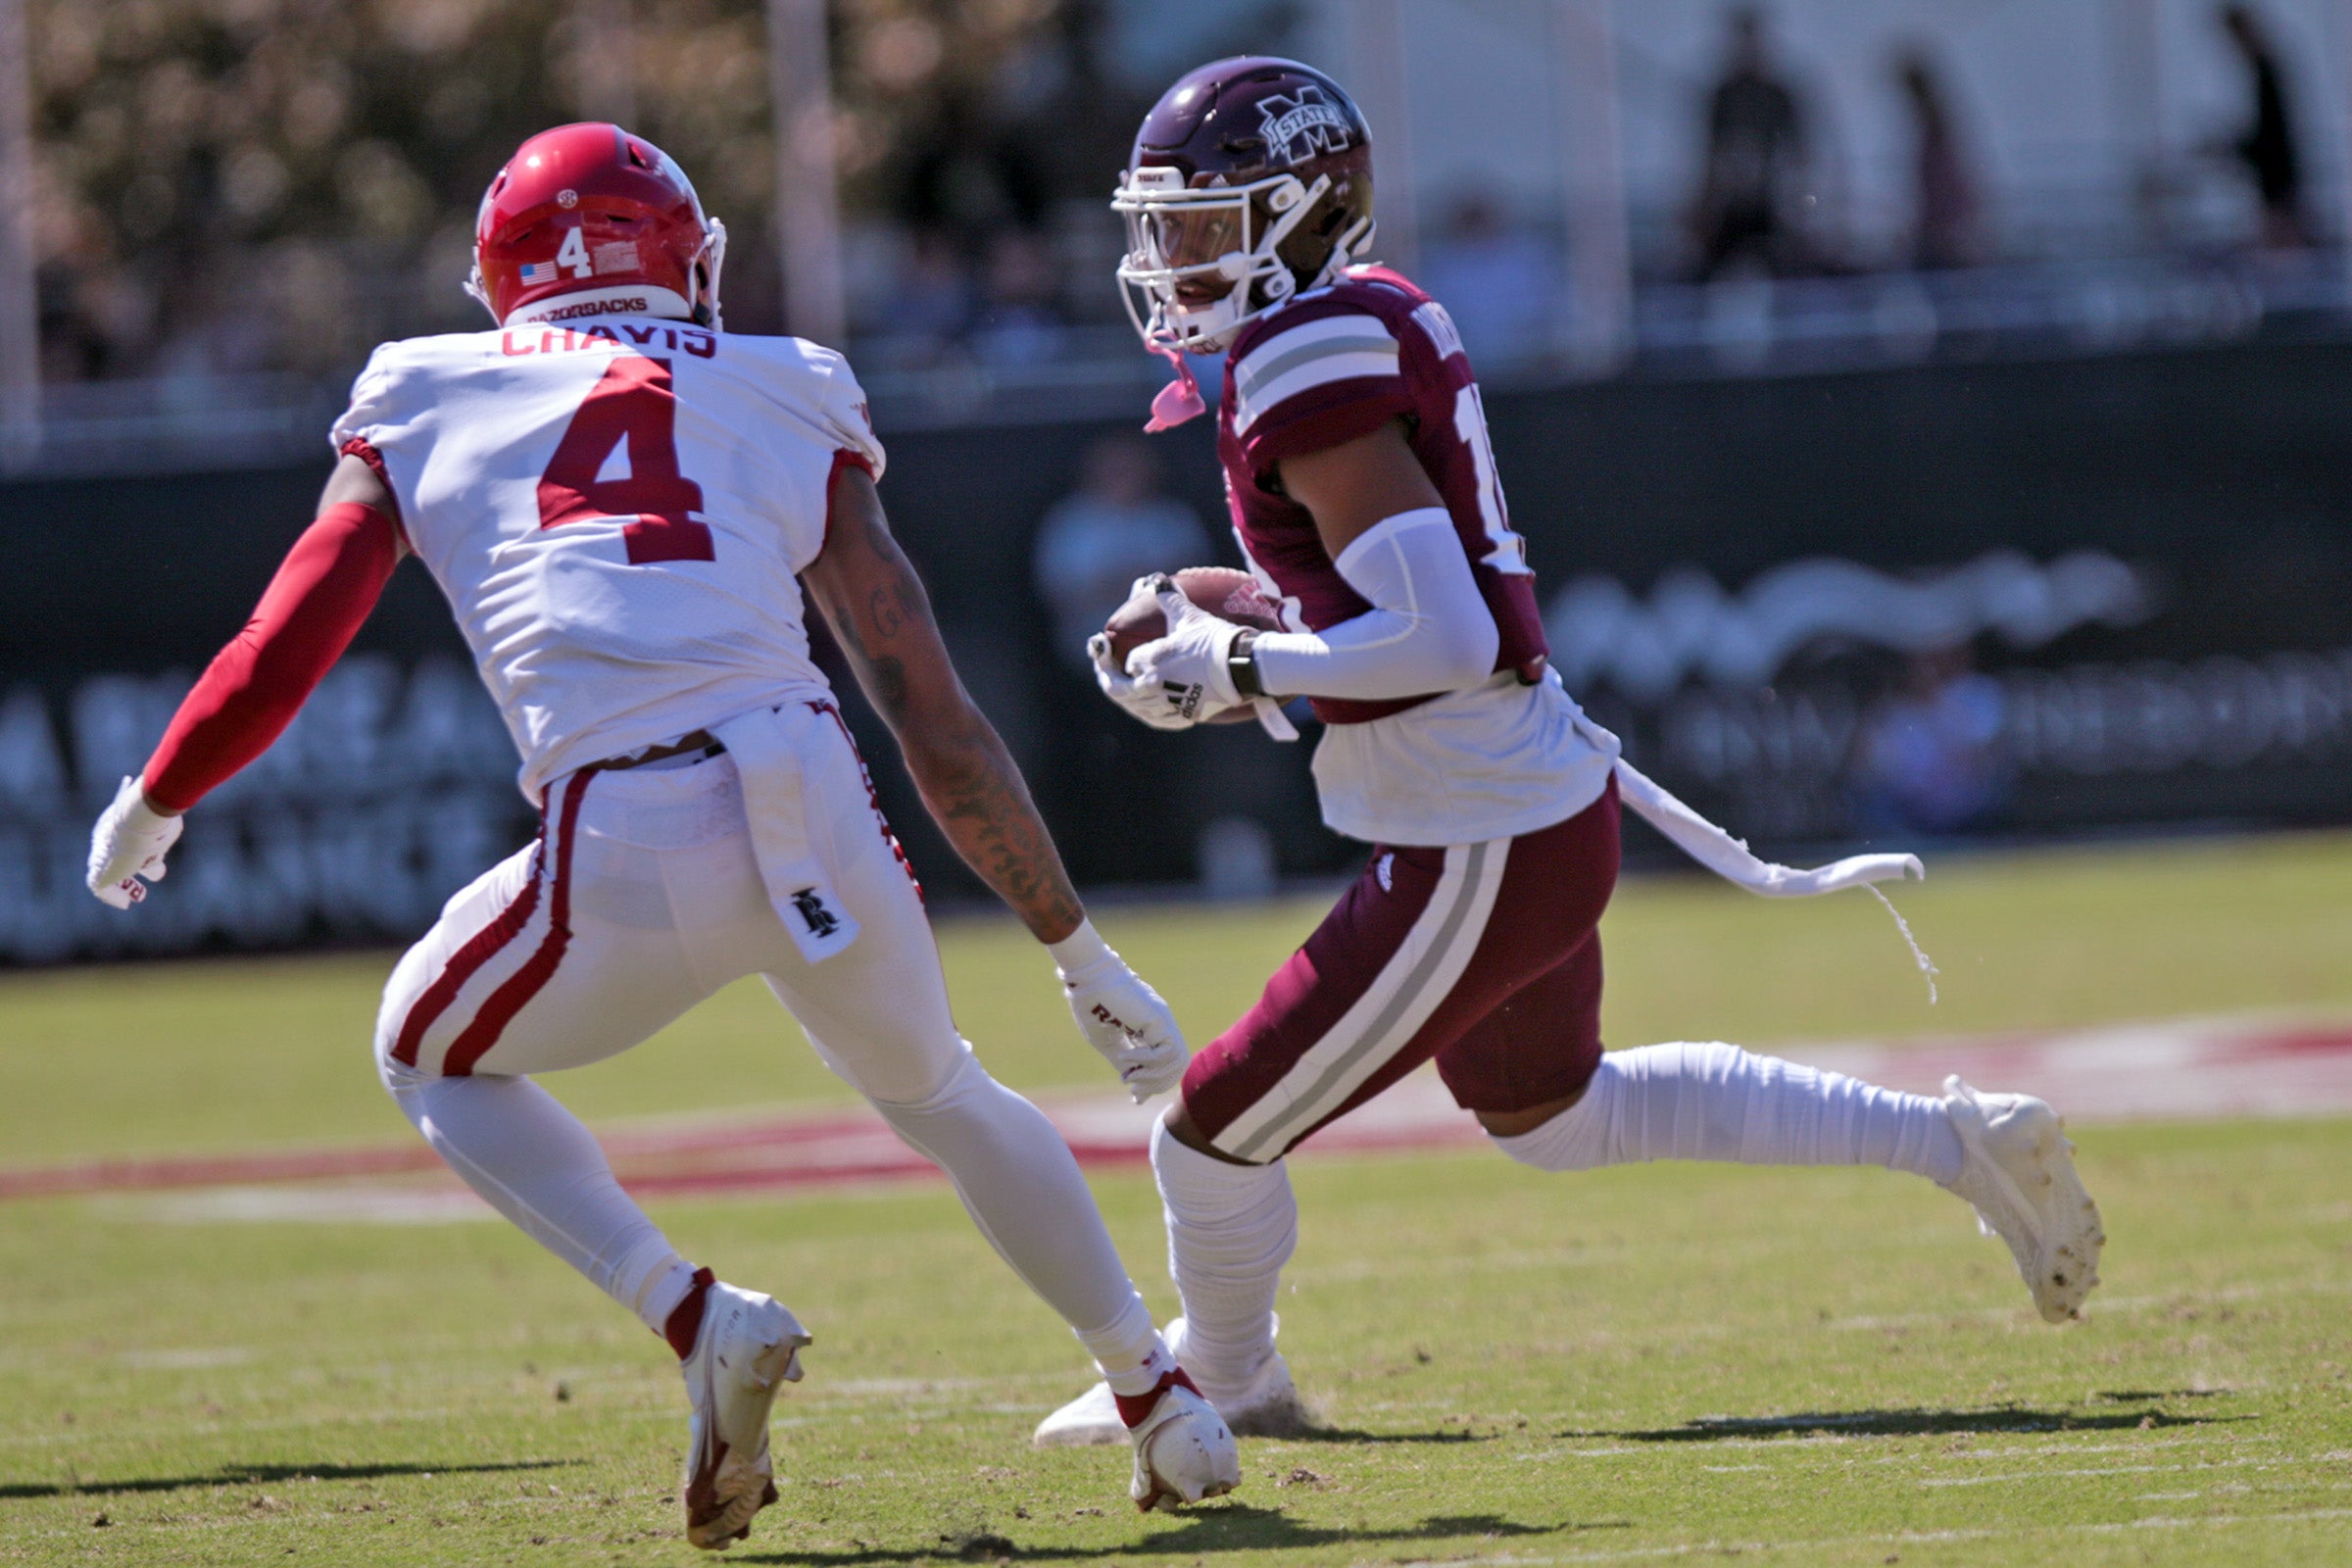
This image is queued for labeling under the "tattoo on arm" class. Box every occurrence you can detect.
[806,471,1084,942]
[914,724,1086,941]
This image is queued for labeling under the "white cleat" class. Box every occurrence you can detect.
[679,1282,811,1550]
[1125,1372,1241,1513]
[1166,1317,1314,1439]
[1031,1377,1123,1448]
[1031,1316,1313,1447]
[1941,1077,2105,1324]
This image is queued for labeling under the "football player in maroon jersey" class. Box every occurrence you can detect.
[1038,58,2102,1445]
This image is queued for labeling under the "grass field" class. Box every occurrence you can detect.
[3,833,2351,1565]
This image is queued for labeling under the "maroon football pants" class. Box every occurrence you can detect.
[1182,777,1620,1161]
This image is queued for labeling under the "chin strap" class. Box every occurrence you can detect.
[1143,345,1207,432]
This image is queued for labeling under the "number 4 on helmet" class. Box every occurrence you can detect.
[467,122,727,332]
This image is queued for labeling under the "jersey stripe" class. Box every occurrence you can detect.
[1231,315,1398,396]
[1230,316,1401,434]
[1233,351,1402,436]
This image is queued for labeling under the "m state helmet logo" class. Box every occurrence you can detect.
[1257,85,1353,161]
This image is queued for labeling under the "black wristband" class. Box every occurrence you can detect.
[1229,630,1265,699]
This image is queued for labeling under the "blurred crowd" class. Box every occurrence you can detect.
[25,0,1191,384]
[19,0,2332,389]
[1678,2,2311,282]
[1425,3,2324,368]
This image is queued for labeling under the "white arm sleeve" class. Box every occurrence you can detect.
[1249,507,1500,703]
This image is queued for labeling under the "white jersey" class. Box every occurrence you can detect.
[1305,673,1620,849]
[332,316,883,801]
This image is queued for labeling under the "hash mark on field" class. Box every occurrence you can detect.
[1930,1435,2234,1460]
[117,1347,252,1370]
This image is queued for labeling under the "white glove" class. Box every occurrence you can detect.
[1049,918,1189,1102]
[1128,581,1247,726]
[1089,629,1195,731]
[87,775,183,909]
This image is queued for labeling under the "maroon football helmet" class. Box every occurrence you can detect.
[1113,57,1376,354]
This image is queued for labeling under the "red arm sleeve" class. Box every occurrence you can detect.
[141,502,401,812]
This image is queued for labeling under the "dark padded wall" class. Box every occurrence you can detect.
[6,337,2349,926]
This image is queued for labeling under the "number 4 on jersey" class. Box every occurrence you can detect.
[537,354,713,564]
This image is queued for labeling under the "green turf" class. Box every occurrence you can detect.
[1,1123,2348,1565]
[7,830,2352,1165]
[4,834,2352,1563]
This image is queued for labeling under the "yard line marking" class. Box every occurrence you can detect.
[1832,1274,2352,1331]
[1386,1507,2352,1566]
[7,1010,2352,1211]
[1922,1456,2271,1486]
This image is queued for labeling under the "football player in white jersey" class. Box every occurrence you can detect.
[1036,60,2105,1446]
[85,122,1239,1545]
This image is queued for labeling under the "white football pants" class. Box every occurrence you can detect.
[373,736,1163,1385]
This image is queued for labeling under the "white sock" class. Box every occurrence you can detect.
[866,1052,1162,1389]
[1078,1296,1178,1398]
[1151,1114,1296,1397]
[1492,1041,1965,1185]
[380,1063,695,1335]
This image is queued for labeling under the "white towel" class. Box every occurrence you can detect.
[1611,757,1924,897]
[711,706,862,963]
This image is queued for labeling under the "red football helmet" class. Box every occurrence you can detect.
[466,122,726,329]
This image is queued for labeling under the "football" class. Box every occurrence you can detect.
[1102,567,1285,724]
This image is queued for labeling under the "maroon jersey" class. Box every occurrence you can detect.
[1217,266,1548,725]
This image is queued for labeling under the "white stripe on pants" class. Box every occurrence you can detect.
[371,738,1158,1372]
[1211,839,1510,1161]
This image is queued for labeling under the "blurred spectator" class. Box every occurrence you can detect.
[1894,50,1984,270]
[1851,647,2013,833]
[1690,7,1816,279]
[972,229,1068,368]
[2214,5,2308,249]
[1031,436,1214,668]
[872,228,976,361]
[1416,193,1558,368]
